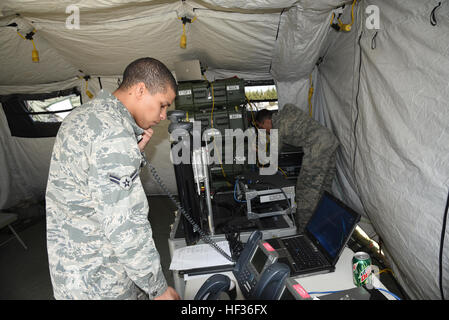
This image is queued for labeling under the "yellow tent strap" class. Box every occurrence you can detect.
[278,167,288,177]
[178,16,197,49]
[30,39,37,51]
[340,0,357,31]
[203,74,216,127]
[78,76,94,99]
[17,31,26,40]
[374,268,393,276]
[245,95,258,128]
[203,74,229,183]
[180,23,186,48]
[17,29,39,62]
[349,0,357,27]
[330,0,357,32]
[85,79,94,99]
[308,74,314,117]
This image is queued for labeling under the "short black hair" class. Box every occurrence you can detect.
[255,109,272,124]
[119,57,177,94]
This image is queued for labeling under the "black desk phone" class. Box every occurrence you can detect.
[195,230,291,300]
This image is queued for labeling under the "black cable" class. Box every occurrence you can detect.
[224,227,244,260]
[268,8,286,73]
[274,8,286,41]
[352,30,363,173]
[371,31,378,50]
[430,2,442,26]
[439,188,449,300]
[146,162,235,263]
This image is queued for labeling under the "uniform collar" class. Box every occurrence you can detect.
[97,89,144,137]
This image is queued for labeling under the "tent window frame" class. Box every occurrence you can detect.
[244,79,278,114]
[25,94,81,123]
[244,79,278,103]
[0,87,82,138]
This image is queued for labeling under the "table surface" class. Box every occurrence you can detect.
[183,247,394,300]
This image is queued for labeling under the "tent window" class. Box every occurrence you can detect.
[1,88,81,138]
[245,80,278,111]
[26,94,81,123]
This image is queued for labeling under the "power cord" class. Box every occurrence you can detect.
[224,227,245,261]
[234,179,247,203]
[439,188,449,300]
[430,2,442,26]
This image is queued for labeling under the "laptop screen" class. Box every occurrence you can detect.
[305,192,360,260]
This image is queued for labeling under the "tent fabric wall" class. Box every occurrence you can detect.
[350,0,448,299]
[0,107,56,209]
[0,78,83,210]
[271,0,449,299]
[189,9,279,79]
[311,3,369,230]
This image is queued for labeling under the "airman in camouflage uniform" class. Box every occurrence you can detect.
[46,58,179,299]
[258,104,339,231]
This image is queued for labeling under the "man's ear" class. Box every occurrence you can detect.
[134,82,146,100]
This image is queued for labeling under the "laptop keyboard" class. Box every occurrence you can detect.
[283,236,327,271]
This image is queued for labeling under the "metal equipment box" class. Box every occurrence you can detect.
[175,78,246,111]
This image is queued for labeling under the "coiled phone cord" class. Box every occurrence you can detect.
[146,162,235,263]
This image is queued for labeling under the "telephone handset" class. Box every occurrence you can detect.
[195,230,290,300]
[251,263,290,300]
[194,274,236,300]
[232,230,290,299]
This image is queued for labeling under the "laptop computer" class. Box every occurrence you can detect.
[174,59,203,82]
[265,191,361,277]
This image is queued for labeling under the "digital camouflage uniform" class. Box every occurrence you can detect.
[46,90,167,300]
[272,104,339,231]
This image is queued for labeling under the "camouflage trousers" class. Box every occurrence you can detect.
[294,149,337,232]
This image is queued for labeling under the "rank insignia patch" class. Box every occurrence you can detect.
[109,169,138,190]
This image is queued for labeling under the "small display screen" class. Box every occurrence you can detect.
[251,246,268,275]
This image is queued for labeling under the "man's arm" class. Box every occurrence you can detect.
[91,129,170,299]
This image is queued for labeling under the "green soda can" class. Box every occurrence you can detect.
[352,252,372,287]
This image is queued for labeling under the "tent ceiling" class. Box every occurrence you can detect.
[0,0,296,16]
[0,1,350,86]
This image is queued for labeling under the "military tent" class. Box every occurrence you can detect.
[0,0,448,300]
